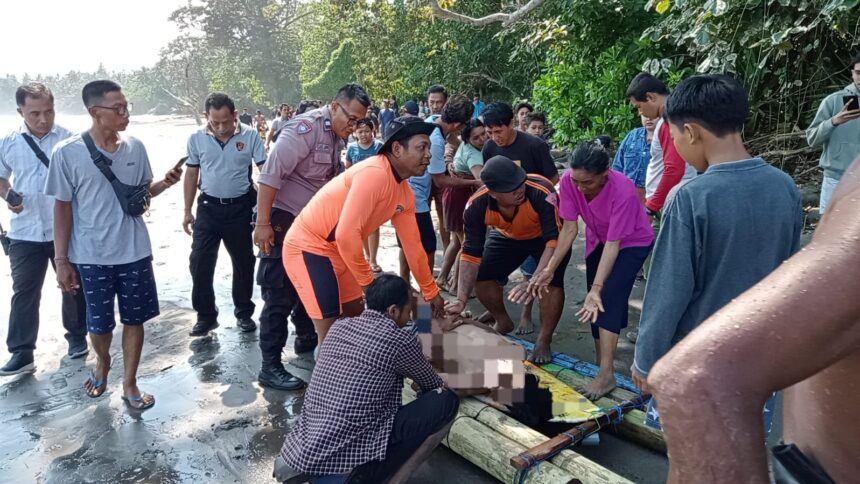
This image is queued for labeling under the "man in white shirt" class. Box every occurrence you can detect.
[0,83,88,375]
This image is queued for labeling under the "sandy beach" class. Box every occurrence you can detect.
[0,114,678,482]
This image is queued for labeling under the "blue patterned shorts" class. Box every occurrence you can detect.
[78,256,160,335]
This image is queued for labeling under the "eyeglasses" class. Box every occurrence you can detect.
[92,104,131,116]
[335,101,362,128]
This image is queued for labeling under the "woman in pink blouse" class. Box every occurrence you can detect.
[528,141,653,400]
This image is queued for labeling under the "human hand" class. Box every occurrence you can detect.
[528,268,553,299]
[507,281,533,305]
[182,212,196,235]
[164,167,182,186]
[631,367,651,394]
[444,298,466,316]
[429,294,446,318]
[55,260,80,294]
[832,102,860,126]
[7,201,23,214]
[576,288,605,324]
[254,224,275,255]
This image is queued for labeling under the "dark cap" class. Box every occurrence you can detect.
[381,116,436,153]
[480,155,527,193]
[404,100,419,115]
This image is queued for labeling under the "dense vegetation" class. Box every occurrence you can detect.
[1,0,857,158]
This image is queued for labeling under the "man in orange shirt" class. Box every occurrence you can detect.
[284,117,445,342]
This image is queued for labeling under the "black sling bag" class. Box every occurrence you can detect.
[20,133,51,168]
[81,132,150,217]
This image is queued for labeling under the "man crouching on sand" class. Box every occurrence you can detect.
[649,157,860,483]
[274,275,459,483]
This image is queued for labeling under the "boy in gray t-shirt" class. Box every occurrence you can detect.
[44,80,181,410]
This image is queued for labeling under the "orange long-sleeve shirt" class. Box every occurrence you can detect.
[284,154,440,301]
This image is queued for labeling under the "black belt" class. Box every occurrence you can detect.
[200,191,253,205]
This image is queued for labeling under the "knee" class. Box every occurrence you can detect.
[436,388,460,423]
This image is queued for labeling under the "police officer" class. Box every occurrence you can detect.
[183,92,266,337]
[253,84,370,390]
[0,82,88,375]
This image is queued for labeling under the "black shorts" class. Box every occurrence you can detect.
[476,231,570,288]
[396,211,437,253]
[585,243,651,338]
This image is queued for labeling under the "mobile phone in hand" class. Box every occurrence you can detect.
[5,189,23,207]
[415,301,432,333]
[843,95,859,111]
[174,156,188,171]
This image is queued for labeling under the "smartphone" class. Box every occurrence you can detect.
[5,189,23,207]
[415,301,432,333]
[843,95,859,111]
[174,156,188,171]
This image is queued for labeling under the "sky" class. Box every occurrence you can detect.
[1,0,187,78]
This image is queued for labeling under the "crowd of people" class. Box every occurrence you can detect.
[1,53,859,482]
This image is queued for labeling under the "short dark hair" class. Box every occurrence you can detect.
[335,84,371,108]
[440,95,472,125]
[664,74,748,137]
[204,92,236,113]
[569,141,610,173]
[625,72,669,102]
[15,82,54,107]
[481,102,514,128]
[526,112,546,126]
[297,100,319,115]
[355,118,374,131]
[82,80,122,108]
[461,118,484,144]
[366,274,411,312]
[514,102,533,114]
[593,134,612,150]
[427,84,448,100]
[851,52,860,68]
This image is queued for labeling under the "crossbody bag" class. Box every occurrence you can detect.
[81,132,150,217]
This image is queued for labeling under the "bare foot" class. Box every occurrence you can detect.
[515,314,534,335]
[494,317,515,335]
[581,374,617,401]
[477,311,495,324]
[528,342,553,364]
[84,356,111,397]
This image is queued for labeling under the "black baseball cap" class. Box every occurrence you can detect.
[381,116,436,153]
[404,100,419,115]
[481,155,527,193]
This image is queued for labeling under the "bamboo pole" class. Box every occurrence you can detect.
[404,388,632,484]
[542,364,665,453]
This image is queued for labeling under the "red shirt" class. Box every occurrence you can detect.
[646,121,688,213]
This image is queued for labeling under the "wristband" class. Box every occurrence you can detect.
[55,256,69,261]
[255,222,271,226]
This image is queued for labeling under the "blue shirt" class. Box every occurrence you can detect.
[407,115,446,213]
[612,127,650,188]
[472,101,486,120]
[186,123,266,198]
[346,140,382,164]
[633,158,802,377]
[379,109,396,137]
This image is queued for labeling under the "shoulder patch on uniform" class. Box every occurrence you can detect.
[324,119,332,131]
[236,141,245,151]
[297,121,313,134]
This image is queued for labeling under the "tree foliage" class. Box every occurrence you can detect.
[304,40,358,100]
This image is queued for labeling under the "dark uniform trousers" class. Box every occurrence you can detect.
[257,208,315,363]
[190,192,256,323]
[7,239,87,354]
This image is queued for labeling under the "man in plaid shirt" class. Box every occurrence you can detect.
[275,275,460,483]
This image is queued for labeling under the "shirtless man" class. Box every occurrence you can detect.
[648,157,860,483]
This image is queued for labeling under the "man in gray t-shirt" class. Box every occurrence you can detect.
[45,80,181,410]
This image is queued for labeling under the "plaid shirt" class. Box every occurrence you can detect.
[280,310,444,475]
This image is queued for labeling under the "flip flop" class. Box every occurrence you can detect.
[84,369,108,398]
[370,263,382,273]
[122,392,156,410]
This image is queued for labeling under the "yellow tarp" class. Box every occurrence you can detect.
[524,361,603,423]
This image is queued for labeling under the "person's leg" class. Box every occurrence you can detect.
[475,281,515,334]
[368,228,381,272]
[5,240,49,364]
[418,211,438,276]
[77,263,119,396]
[348,388,460,484]
[117,257,160,408]
[189,202,222,329]
[257,255,306,389]
[434,189,450,253]
[222,201,257,326]
[475,234,528,334]
[398,249,410,282]
[531,286,564,364]
[516,256,539,335]
[582,328,619,399]
[436,234,461,291]
[642,212,661,280]
[819,175,840,214]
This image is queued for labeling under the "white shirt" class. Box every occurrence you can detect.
[0,123,72,242]
[644,118,696,200]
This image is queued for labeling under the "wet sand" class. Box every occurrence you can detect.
[0,114,670,482]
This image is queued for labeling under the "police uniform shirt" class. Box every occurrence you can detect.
[186,122,266,199]
[258,106,344,216]
[0,123,72,242]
